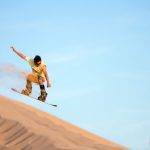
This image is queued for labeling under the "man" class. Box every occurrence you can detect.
[10,46,51,102]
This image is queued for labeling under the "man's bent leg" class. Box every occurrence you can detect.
[38,76,47,102]
[21,79,32,96]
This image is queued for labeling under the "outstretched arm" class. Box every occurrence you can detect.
[43,66,51,88]
[10,46,27,60]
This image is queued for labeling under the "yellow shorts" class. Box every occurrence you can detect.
[27,73,46,84]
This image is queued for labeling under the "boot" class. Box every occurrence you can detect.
[38,90,47,102]
[21,80,32,96]
[21,88,31,96]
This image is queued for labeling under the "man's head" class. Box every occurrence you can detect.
[34,55,41,66]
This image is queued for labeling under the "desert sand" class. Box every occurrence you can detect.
[0,95,127,150]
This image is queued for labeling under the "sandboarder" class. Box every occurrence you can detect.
[10,46,51,102]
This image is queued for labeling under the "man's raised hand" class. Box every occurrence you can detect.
[10,46,15,51]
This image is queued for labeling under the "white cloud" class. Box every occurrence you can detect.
[111,71,150,81]
[42,48,87,64]
[47,52,79,64]
[42,44,113,64]
[0,20,50,32]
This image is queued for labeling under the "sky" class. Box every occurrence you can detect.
[0,0,150,149]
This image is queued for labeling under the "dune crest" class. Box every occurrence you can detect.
[0,95,127,150]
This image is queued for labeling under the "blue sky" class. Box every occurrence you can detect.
[0,0,150,149]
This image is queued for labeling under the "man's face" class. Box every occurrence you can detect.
[34,61,41,66]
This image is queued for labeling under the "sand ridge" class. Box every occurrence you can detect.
[0,95,127,150]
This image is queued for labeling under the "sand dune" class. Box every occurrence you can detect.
[0,95,127,150]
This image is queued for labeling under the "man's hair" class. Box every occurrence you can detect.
[34,55,41,63]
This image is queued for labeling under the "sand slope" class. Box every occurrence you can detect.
[0,95,127,150]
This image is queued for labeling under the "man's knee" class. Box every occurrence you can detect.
[27,74,33,82]
[38,76,45,84]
